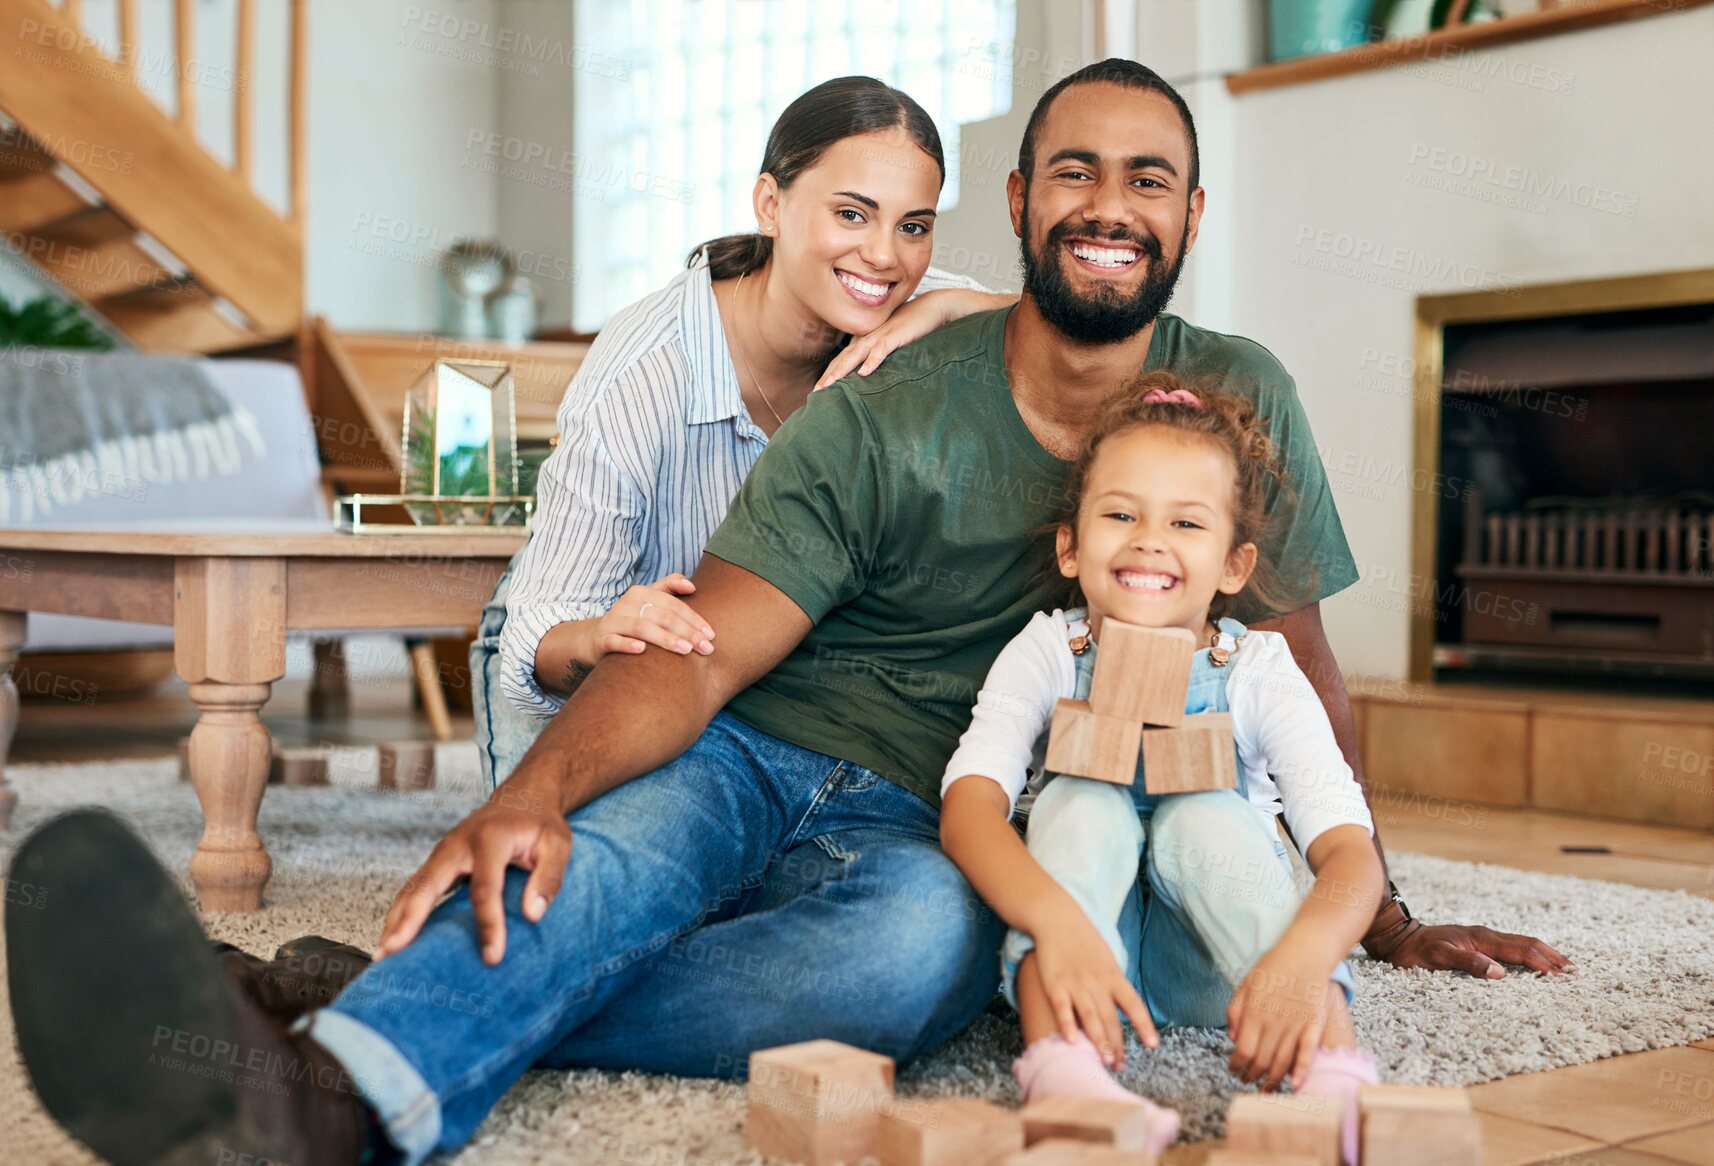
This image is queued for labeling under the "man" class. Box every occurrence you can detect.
[8,60,1567,1166]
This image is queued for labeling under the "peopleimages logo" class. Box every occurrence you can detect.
[1292,225,1520,297]
[1408,143,1640,218]
[399,7,631,77]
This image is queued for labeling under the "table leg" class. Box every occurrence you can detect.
[0,611,24,830]
[175,558,286,911]
[185,682,274,909]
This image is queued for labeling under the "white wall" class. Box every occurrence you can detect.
[1222,5,1714,678]
[305,1,503,329]
[491,0,578,330]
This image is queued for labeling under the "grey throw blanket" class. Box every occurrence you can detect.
[0,349,264,523]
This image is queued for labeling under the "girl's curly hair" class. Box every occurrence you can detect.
[1041,370,1308,621]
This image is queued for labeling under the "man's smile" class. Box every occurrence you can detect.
[1065,238,1142,273]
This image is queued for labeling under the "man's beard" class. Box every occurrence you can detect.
[1019,196,1189,344]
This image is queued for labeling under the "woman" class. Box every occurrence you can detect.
[473,75,1014,787]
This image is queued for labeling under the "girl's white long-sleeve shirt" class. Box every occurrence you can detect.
[940,610,1373,853]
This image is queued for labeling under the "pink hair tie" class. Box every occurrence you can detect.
[1141,386,1202,408]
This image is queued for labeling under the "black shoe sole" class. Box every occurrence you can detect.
[275,934,370,968]
[6,810,260,1165]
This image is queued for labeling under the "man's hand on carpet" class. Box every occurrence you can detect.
[1365,914,1573,978]
[376,785,574,966]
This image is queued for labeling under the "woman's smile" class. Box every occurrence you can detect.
[835,267,896,306]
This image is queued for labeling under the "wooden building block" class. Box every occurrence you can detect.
[1002,1137,1158,1164]
[378,741,436,790]
[1140,713,1238,794]
[1202,1151,1317,1166]
[878,1096,1023,1166]
[1020,1095,1161,1153]
[268,745,329,787]
[747,1039,895,1166]
[1087,622,1195,726]
[1044,699,1143,785]
[1224,1092,1341,1166]
[1359,1084,1479,1166]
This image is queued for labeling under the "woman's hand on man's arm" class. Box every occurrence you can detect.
[533,572,718,697]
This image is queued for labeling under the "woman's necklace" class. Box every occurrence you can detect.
[731,270,786,430]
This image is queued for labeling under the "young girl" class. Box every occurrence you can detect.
[939,374,1385,1162]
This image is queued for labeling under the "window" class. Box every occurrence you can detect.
[572,0,1017,330]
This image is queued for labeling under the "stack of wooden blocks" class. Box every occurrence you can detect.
[1043,621,1236,794]
[1214,1083,1481,1165]
[747,1040,1186,1164]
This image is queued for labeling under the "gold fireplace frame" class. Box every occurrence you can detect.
[1409,265,1714,681]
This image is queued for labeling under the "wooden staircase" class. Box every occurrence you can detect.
[0,0,306,353]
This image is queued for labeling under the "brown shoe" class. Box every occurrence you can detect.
[8,810,373,1166]
[212,935,373,1025]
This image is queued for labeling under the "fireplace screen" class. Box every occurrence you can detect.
[1433,303,1714,684]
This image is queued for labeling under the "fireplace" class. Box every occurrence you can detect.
[1426,296,1714,686]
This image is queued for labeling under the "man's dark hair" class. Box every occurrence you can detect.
[1018,58,1200,192]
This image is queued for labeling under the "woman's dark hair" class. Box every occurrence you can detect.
[1035,371,1306,621]
[687,76,946,280]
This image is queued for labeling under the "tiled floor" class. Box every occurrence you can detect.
[11,672,1714,1165]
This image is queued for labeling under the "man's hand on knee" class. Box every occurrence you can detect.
[376,781,573,966]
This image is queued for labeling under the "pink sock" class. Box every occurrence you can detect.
[1013,1034,1181,1154]
[1294,1046,1379,1166]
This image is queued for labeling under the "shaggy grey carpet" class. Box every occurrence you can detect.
[3,747,1713,1165]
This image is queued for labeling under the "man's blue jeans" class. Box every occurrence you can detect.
[302,712,1005,1163]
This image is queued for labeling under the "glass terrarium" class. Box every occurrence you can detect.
[399,360,530,527]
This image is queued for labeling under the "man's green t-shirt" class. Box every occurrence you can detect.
[703,307,1357,806]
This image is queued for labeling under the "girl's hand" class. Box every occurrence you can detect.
[1031,913,1158,1068]
[591,574,715,658]
[815,289,1015,388]
[1227,944,1334,1091]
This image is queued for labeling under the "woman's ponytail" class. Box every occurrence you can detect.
[686,232,773,279]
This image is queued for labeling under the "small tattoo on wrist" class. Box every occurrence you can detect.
[563,658,593,692]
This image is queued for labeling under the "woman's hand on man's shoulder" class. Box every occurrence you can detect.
[815,289,1016,389]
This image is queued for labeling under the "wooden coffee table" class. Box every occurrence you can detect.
[0,524,524,911]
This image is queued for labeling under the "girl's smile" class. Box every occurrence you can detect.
[1111,567,1179,593]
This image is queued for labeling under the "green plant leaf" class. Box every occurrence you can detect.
[0,294,115,350]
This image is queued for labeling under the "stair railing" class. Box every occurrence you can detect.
[49,0,307,236]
